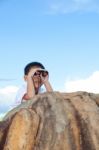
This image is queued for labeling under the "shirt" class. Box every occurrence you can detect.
[12,83,45,108]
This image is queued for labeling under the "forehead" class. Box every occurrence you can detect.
[30,66,41,70]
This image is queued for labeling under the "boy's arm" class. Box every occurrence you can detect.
[26,76,35,99]
[22,79,35,100]
[40,74,53,92]
[24,68,38,100]
[43,80,53,92]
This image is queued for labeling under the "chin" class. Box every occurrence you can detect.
[34,84,40,89]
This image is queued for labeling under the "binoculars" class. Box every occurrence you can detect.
[34,69,48,77]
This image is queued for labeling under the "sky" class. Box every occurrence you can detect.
[0,0,99,118]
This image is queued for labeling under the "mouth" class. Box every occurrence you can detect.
[33,79,41,86]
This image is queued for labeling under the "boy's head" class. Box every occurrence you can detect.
[24,62,48,93]
[24,62,45,75]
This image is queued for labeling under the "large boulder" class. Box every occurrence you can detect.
[0,92,99,150]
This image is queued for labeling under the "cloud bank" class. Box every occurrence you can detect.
[0,86,18,115]
[65,71,99,93]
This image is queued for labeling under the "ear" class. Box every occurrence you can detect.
[24,75,27,81]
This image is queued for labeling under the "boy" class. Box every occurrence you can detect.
[14,62,53,107]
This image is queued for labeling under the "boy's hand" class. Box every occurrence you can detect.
[27,68,39,79]
[40,73,49,84]
[40,73,53,92]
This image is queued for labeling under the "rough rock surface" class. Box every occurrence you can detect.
[0,92,99,150]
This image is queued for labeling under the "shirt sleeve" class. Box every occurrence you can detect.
[12,84,45,109]
[12,84,27,108]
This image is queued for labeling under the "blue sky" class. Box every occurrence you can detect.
[0,0,99,117]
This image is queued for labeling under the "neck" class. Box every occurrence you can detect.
[35,88,39,95]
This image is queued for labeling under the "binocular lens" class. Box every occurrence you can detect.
[42,71,48,77]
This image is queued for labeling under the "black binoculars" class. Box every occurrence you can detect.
[34,69,48,77]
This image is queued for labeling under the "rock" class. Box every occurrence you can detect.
[0,92,99,150]
[4,109,39,150]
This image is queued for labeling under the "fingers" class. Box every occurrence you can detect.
[28,68,39,77]
[40,74,49,83]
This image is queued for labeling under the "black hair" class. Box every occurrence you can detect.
[24,62,45,75]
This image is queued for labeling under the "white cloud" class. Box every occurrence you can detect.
[0,86,18,94]
[65,71,99,93]
[73,0,91,4]
[0,86,19,114]
[47,0,99,14]
[0,113,7,121]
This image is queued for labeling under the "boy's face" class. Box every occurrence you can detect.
[24,67,42,90]
[32,67,42,90]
